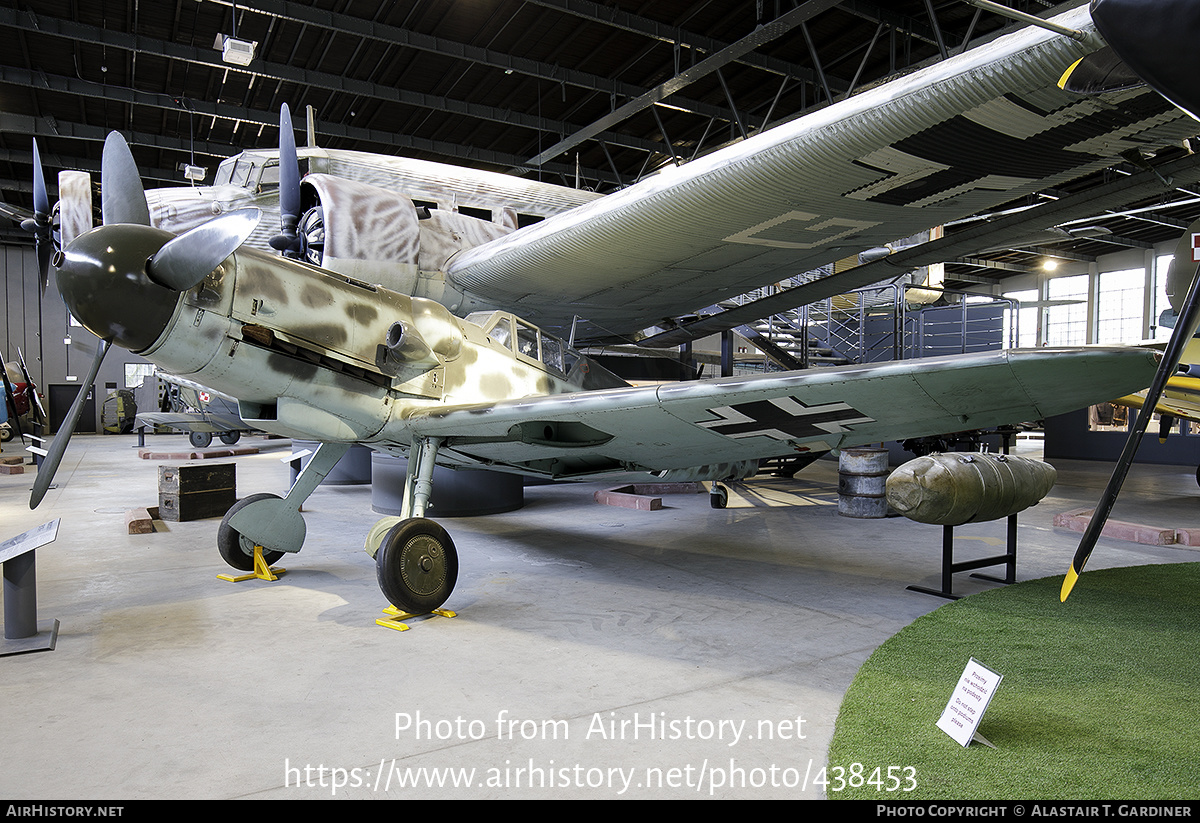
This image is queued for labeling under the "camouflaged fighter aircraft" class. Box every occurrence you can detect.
[18,0,1200,612]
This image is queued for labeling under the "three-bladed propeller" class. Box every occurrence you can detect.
[1061,0,1200,600]
[27,132,259,509]
[18,139,54,295]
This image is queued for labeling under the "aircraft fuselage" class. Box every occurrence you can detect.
[58,221,619,454]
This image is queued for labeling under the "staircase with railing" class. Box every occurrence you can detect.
[725,282,1016,374]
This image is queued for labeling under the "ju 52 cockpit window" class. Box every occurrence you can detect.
[257,161,280,192]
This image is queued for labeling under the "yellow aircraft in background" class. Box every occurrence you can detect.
[1112,339,1200,453]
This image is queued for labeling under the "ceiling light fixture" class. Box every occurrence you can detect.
[215,0,256,66]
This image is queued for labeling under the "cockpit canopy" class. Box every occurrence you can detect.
[213,152,280,192]
[466,311,573,376]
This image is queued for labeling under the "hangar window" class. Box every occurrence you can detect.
[1043,274,1088,346]
[124,363,157,389]
[1003,289,1038,348]
[1096,268,1146,344]
[1153,253,1176,340]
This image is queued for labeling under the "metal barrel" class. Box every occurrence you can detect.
[837,447,890,518]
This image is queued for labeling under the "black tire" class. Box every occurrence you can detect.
[190,430,213,448]
[710,483,728,509]
[219,431,241,445]
[376,518,458,613]
[218,493,286,571]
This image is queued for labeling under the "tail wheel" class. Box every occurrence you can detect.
[376,518,458,614]
[218,493,286,571]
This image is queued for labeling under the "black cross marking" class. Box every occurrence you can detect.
[698,397,873,441]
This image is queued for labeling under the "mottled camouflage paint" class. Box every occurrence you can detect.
[56,170,93,247]
[98,230,624,448]
[139,146,597,315]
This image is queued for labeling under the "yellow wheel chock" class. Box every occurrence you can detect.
[217,545,286,583]
[376,605,457,632]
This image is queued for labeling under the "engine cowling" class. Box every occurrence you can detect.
[299,174,422,293]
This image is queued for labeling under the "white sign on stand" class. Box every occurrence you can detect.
[937,657,1003,747]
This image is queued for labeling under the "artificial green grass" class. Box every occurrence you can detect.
[827,563,1200,800]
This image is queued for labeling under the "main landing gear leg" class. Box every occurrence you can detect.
[217,441,351,573]
[367,436,459,619]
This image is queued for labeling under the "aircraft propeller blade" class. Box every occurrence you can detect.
[269,103,304,257]
[1062,224,1200,601]
[18,139,55,295]
[100,132,151,227]
[147,208,262,291]
[1057,46,1143,96]
[29,339,110,509]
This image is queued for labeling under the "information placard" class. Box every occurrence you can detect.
[937,657,1002,747]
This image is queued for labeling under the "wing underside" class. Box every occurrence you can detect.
[445,6,1196,336]
[396,347,1159,479]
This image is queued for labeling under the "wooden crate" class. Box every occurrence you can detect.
[158,463,236,521]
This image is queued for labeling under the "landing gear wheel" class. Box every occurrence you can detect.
[219,431,241,445]
[376,518,458,613]
[190,430,213,448]
[710,483,728,509]
[1195,464,1200,489]
[218,493,286,571]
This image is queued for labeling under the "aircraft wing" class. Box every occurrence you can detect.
[1111,339,1200,425]
[400,346,1158,478]
[1114,376,1200,422]
[445,5,1196,338]
[137,412,247,434]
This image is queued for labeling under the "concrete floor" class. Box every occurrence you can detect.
[0,433,1194,799]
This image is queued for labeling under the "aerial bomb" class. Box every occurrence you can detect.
[885,453,1056,526]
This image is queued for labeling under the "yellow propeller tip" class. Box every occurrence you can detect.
[1060,567,1080,602]
[1057,57,1085,90]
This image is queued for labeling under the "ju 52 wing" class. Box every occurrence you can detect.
[444,4,1197,337]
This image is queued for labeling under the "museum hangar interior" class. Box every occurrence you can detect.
[1,0,1199,799]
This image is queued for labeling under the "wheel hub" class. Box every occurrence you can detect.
[400,534,446,596]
